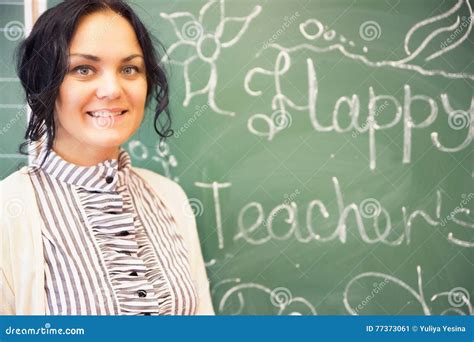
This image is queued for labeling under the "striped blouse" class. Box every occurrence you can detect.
[28,148,198,315]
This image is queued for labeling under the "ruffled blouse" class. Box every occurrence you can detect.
[28,148,198,315]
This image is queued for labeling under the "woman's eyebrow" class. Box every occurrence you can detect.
[69,53,144,62]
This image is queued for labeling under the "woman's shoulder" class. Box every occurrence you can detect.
[0,167,37,228]
[0,167,34,199]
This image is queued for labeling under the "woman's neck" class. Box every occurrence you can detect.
[52,141,120,166]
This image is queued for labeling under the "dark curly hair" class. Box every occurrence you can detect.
[16,0,172,165]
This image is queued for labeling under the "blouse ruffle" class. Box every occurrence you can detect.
[76,165,174,314]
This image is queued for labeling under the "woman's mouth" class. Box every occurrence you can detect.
[86,110,128,117]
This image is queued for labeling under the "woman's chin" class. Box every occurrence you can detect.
[84,130,132,149]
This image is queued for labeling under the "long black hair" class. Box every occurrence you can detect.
[16,0,172,164]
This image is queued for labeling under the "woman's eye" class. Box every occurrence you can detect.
[122,66,139,75]
[72,65,93,76]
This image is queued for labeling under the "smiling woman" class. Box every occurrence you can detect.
[0,0,214,315]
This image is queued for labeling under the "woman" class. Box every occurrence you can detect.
[0,0,214,315]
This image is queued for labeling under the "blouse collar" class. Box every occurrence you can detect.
[34,147,132,191]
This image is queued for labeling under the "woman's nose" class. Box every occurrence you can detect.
[95,72,122,99]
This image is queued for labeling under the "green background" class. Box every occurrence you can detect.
[0,0,28,177]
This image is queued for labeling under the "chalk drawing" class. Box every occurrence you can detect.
[161,0,262,116]
[344,266,473,315]
[214,278,317,315]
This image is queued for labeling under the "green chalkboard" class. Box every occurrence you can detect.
[128,0,473,315]
[3,0,473,315]
[0,1,28,180]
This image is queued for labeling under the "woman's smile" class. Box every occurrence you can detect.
[86,108,128,118]
[86,109,128,128]
[86,108,129,126]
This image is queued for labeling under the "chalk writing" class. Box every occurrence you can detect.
[244,0,473,169]
[195,178,472,249]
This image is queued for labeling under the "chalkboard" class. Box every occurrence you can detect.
[0,0,28,179]
[3,0,473,315]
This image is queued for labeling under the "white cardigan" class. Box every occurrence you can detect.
[0,166,214,315]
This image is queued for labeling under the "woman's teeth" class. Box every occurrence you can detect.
[87,110,126,117]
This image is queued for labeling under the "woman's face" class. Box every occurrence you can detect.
[54,10,147,160]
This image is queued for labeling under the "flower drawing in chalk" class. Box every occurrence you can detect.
[160,0,262,116]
